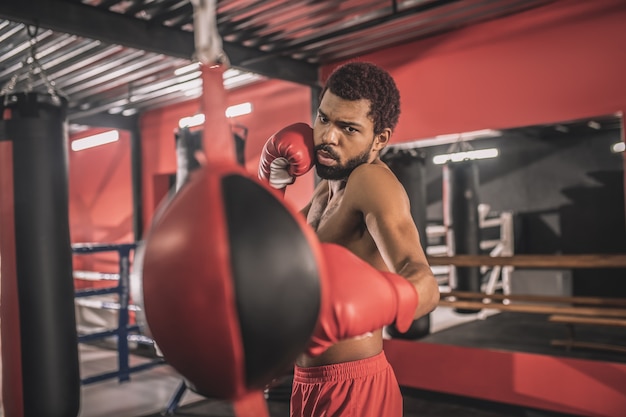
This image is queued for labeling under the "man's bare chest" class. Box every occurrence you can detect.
[306,189,360,243]
[307,197,338,231]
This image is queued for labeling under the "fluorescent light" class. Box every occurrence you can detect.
[435,129,502,142]
[611,142,625,153]
[433,148,499,165]
[71,130,119,152]
[178,102,253,128]
[390,129,502,150]
[179,114,205,128]
[225,102,252,118]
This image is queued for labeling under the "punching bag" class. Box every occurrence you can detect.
[142,162,323,401]
[175,127,204,192]
[381,148,430,339]
[0,92,80,417]
[175,125,247,192]
[444,159,482,313]
[232,124,248,167]
[131,124,246,339]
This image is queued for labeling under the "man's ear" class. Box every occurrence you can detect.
[373,128,391,152]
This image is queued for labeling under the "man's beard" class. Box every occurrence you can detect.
[314,144,371,180]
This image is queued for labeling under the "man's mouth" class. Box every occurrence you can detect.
[316,149,337,166]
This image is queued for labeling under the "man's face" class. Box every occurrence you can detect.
[313,91,376,180]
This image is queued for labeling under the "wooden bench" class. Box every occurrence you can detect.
[548,314,626,354]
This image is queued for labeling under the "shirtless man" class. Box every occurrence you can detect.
[259,62,439,417]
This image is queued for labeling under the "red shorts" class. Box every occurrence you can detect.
[290,351,402,417]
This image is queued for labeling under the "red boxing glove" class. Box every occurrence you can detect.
[258,123,314,192]
[307,243,419,357]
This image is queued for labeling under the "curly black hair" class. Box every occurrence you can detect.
[321,62,401,135]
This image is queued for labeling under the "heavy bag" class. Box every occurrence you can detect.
[382,148,430,339]
[0,92,80,417]
[174,127,204,192]
[444,159,482,313]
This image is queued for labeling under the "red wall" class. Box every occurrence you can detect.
[68,128,134,278]
[322,0,626,142]
[69,0,626,260]
[385,340,626,417]
[139,78,314,230]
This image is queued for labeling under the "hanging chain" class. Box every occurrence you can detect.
[0,24,67,105]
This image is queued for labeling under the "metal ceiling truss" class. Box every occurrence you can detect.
[0,0,554,124]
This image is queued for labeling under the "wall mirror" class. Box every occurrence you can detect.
[384,114,625,342]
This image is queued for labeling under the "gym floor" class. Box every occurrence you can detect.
[68,306,602,417]
[73,306,465,417]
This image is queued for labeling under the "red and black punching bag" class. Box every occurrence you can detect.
[142,62,319,415]
[0,92,80,417]
[142,162,323,401]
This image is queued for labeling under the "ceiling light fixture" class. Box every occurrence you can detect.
[71,130,119,152]
[178,103,253,128]
[178,113,205,128]
[433,148,499,165]
[225,102,252,118]
[611,142,625,153]
[435,129,502,142]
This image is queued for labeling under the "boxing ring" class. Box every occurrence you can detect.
[72,242,165,385]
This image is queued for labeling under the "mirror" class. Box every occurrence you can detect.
[385,113,625,343]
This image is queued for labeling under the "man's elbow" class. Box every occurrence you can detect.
[423,275,440,314]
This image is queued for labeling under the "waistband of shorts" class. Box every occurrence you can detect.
[293,351,389,383]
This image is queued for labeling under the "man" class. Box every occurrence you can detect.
[259,62,439,417]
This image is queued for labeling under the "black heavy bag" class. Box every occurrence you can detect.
[0,92,80,417]
[232,123,248,167]
[174,126,247,192]
[174,127,204,192]
[444,159,482,313]
[382,148,430,339]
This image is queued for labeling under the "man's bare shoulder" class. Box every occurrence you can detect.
[344,162,407,207]
[347,162,399,189]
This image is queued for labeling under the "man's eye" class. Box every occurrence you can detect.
[318,115,329,123]
[345,126,357,133]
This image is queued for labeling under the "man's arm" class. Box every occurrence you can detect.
[346,164,440,319]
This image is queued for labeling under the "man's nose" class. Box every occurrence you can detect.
[321,126,339,145]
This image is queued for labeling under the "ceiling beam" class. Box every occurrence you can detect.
[0,0,319,86]
[69,113,138,131]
